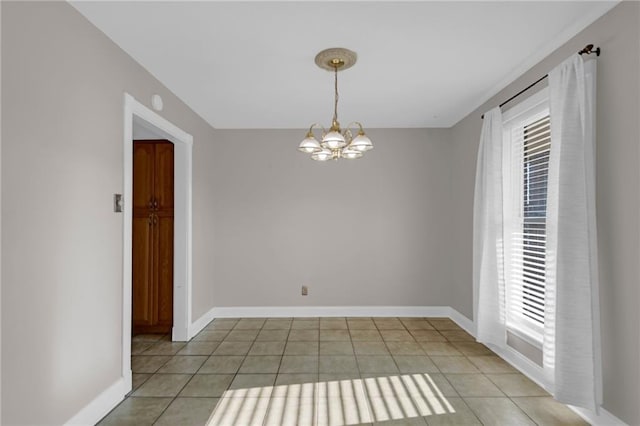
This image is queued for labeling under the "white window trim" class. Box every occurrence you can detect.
[502,87,549,123]
[502,87,550,346]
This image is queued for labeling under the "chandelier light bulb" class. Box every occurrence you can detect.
[322,130,347,149]
[350,133,373,152]
[342,148,363,159]
[298,134,321,153]
[311,148,332,161]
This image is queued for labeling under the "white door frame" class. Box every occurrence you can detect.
[122,93,193,389]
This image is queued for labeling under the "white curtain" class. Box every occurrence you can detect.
[473,107,507,348]
[545,54,602,411]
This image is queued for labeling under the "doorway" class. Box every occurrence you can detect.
[123,93,193,392]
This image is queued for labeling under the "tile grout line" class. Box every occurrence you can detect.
[260,318,290,426]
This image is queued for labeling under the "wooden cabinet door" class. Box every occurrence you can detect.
[133,143,154,211]
[154,215,174,327]
[132,140,174,335]
[132,215,153,326]
[154,142,174,210]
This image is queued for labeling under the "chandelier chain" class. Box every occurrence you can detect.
[333,66,339,125]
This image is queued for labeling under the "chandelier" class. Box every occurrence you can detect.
[298,48,373,161]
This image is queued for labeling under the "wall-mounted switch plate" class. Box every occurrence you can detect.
[301,285,308,296]
[114,194,123,212]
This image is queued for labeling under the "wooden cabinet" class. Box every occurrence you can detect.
[132,140,174,335]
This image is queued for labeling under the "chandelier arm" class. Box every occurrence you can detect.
[344,122,366,135]
[307,122,327,137]
[344,129,353,144]
[307,123,321,133]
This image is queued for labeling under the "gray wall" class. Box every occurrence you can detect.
[210,128,453,307]
[1,2,216,424]
[449,3,640,424]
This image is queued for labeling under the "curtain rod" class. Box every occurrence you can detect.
[480,44,600,119]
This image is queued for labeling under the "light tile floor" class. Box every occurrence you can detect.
[98,317,589,425]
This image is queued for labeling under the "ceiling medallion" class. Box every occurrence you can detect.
[298,48,373,161]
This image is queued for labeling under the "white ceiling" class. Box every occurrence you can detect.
[71,1,616,129]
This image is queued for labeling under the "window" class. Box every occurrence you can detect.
[502,88,550,344]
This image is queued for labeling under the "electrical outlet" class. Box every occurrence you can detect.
[301,285,308,296]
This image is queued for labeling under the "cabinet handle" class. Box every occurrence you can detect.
[149,198,154,209]
[153,199,159,209]
[153,214,158,225]
[148,214,153,226]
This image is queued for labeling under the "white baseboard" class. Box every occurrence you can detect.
[188,306,217,339]
[569,405,628,426]
[209,305,451,319]
[64,377,127,426]
[447,307,475,335]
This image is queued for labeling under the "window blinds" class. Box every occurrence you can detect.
[503,98,551,340]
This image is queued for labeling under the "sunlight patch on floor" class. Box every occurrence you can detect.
[207,373,456,426]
